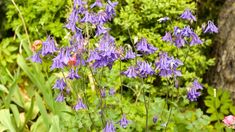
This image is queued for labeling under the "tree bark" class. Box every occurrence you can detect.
[208,0,235,100]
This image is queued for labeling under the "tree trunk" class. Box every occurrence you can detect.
[208,0,235,100]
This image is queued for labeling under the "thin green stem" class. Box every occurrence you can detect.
[11,0,31,50]
[142,78,148,132]
[81,68,94,128]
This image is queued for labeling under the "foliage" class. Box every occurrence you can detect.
[204,86,235,131]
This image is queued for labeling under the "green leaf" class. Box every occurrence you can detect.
[10,104,21,128]
[0,84,9,94]
[36,93,50,128]
[49,115,60,132]
[0,109,16,132]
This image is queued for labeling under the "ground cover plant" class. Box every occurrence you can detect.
[0,0,235,131]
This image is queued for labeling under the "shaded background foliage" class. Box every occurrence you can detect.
[0,0,234,131]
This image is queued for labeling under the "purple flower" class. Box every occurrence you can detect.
[192,80,203,90]
[136,61,155,78]
[65,8,79,32]
[122,50,136,60]
[67,68,80,80]
[109,88,115,96]
[80,11,91,23]
[91,34,120,69]
[174,34,185,48]
[155,52,183,77]
[190,32,203,46]
[122,66,138,78]
[187,88,201,102]
[119,114,130,128]
[95,24,109,36]
[61,47,72,65]
[31,52,42,63]
[162,32,172,42]
[187,79,203,101]
[87,50,101,62]
[180,9,196,22]
[100,88,106,98]
[90,0,103,8]
[74,0,86,7]
[181,26,193,37]
[97,11,108,24]
[204,21,218,34]
[41,36,57,56]
[75,54,85,66]
[71,28,83,43]
[55,93,64,102]
[50,49,65,70]
[173,26,181,35]
[103,122,116,132]
[105,0,118,20]
[74,99,87,110]
[136,38,157,54]
[158,17,170,22]
[53,78,67,91]
[153,116,158,123]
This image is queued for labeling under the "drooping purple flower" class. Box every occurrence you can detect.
[55,93,64,102]
[153,116,158,123]
[180,9,196,22]
[91,34,119,69]
[155,52,183,77]
[74,99,87,110]
[75,54,85,66]
[41,36,57,56]
[67,68,80,80]
[74,0,86,7]
[190,32,203,46]
[109,88,115,96]
[65,8,79,32]
[50,49,66,70]
[136,38,157,54]
[181,26,193,37]
[103,122,116,132]
[187,88,201,102]
[122,50,136,60]
[60,47,72,65]
[80,11,91,23]
[100,88,106,98]
[97,11,108,24]
[122,66,138,78]
[95,24,109,36]
[192,79,203,90]
[136,61,155,78]
[71,27,83,44]
[105,0,118,20]
[90,0,103,8]
[53,78,67,91]
[173,26,181,35]
[157,17,170,23]
[203,21,218,34]
[31,52,42,63]
[187,79,203,101]
[119,114,130,128]
[174,34,185,48]
[162,32,172,42]
[87,50,101,62]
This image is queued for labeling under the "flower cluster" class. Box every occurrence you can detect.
[162,9,218,48]
[155,52,183,77]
